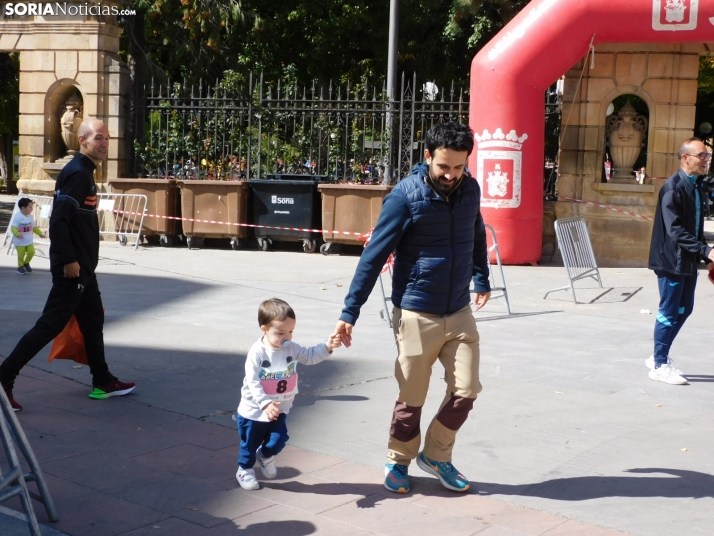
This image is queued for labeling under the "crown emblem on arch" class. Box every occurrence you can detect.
[475,128,529,150]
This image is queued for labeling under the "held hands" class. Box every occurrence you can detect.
[64,262,80,278]
[708,261,714,285]
[473,291,491,311]
[326,333,342,351]
[332,320,353,348]
[263,401,281,421]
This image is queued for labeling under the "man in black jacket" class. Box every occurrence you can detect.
[0,119,135,410]
[647,137,714,385]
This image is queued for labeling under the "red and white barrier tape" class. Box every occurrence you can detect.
[358,228,394,274]
[102,208,364,236]
[558,196,654,222]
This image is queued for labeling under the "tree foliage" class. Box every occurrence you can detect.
[122,0,530,88]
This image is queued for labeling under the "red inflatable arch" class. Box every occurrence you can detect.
[471,0,714,264]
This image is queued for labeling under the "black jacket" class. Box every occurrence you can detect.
[49,153,100,278]
[648,168,712,275]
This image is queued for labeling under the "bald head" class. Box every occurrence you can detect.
[78,118,109,163]
[678,137,709,177]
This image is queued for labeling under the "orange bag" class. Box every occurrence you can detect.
[48,315,88,365]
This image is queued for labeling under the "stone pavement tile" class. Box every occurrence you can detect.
[309,460,443,503]
[15,406,107,436]
[11,375,72,395]
[115,516,214,536]
[320,493,487,536]
[541,519,630,535]
[474,527,531,536]
[115,475,269,529]
[413,494,568,535]
[20,428,101,463]
[58,422,185,459]
[245,473,368,514]
[41,450,175,495]
[16,368,87,390]
[70,400,188,429]
[263,445,359,475]
[30,490,170,536]
[213,503,374,536]
[131,443,237,484]
[20,386,106,413]
[146,418,240,451]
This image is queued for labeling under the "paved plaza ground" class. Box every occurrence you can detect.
[1,194,713,536]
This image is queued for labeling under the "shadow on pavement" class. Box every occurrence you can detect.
[474,468,714,500]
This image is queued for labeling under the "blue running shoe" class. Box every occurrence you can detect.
[416,452,470,492]
[384,463,410,493]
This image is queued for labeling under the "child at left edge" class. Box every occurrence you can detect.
[11,198,46,275]
[236,298,342,490]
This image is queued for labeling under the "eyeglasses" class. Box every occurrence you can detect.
[685,153,712,160]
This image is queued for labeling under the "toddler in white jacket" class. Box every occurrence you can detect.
[236,298,341,490]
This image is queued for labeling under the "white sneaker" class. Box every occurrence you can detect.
[645,354,683,375]
[257,448,277,479]
[236,468,260,490]
[648,363,688,385]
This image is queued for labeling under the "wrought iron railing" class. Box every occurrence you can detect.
[131,73,469,183]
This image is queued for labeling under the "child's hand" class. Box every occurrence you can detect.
[326,333,342,351]
[16,233,23,239]
[263,401,281,421]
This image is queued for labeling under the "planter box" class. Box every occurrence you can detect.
[318,184,393,249]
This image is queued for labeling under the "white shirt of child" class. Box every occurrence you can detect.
[237,337,331,422]
[11,212,38,247]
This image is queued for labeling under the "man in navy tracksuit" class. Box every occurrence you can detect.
[647,137,714,385]
[0,119,135,411]
[333,122,491,493]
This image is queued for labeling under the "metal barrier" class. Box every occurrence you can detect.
[0,388,58,535]
[96,193,148,250]
[544,216,603,304]
[485,224,512,314]
[3,194,53,256]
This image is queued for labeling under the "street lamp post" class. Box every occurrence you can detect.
[385,0,399,185]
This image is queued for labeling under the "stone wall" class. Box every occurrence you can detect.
[0,5,129,195]
[554,43,706,267]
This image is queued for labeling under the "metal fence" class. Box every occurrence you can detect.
[131,73,469,184]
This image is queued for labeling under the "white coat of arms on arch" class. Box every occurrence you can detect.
[475,128,526,209]
[652,0,698,31]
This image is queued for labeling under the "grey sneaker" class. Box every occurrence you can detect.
[16,266,26,275]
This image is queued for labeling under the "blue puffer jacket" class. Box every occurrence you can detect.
[340,162,490,325]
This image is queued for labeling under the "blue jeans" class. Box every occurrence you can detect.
[237,413,289,469]
[653,271,697,368]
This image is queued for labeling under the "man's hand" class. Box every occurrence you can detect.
[708,261,714,285]
[333,320,353,348]
[263,401,281,421]
[473,291,491,311]
[64,262,80,278]
[708,249,714,263]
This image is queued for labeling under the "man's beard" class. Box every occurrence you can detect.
[428,172,457,194]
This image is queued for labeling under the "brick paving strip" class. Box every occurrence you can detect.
[0,367,629,536]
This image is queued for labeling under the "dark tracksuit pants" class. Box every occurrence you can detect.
[653,270,697,368]
[237,414,289,469]
[0,272,111,390]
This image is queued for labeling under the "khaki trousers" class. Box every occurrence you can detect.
[387,305,481,466]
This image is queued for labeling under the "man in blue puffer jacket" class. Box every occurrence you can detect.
[333,122,491,494]
[647,137,714,385]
